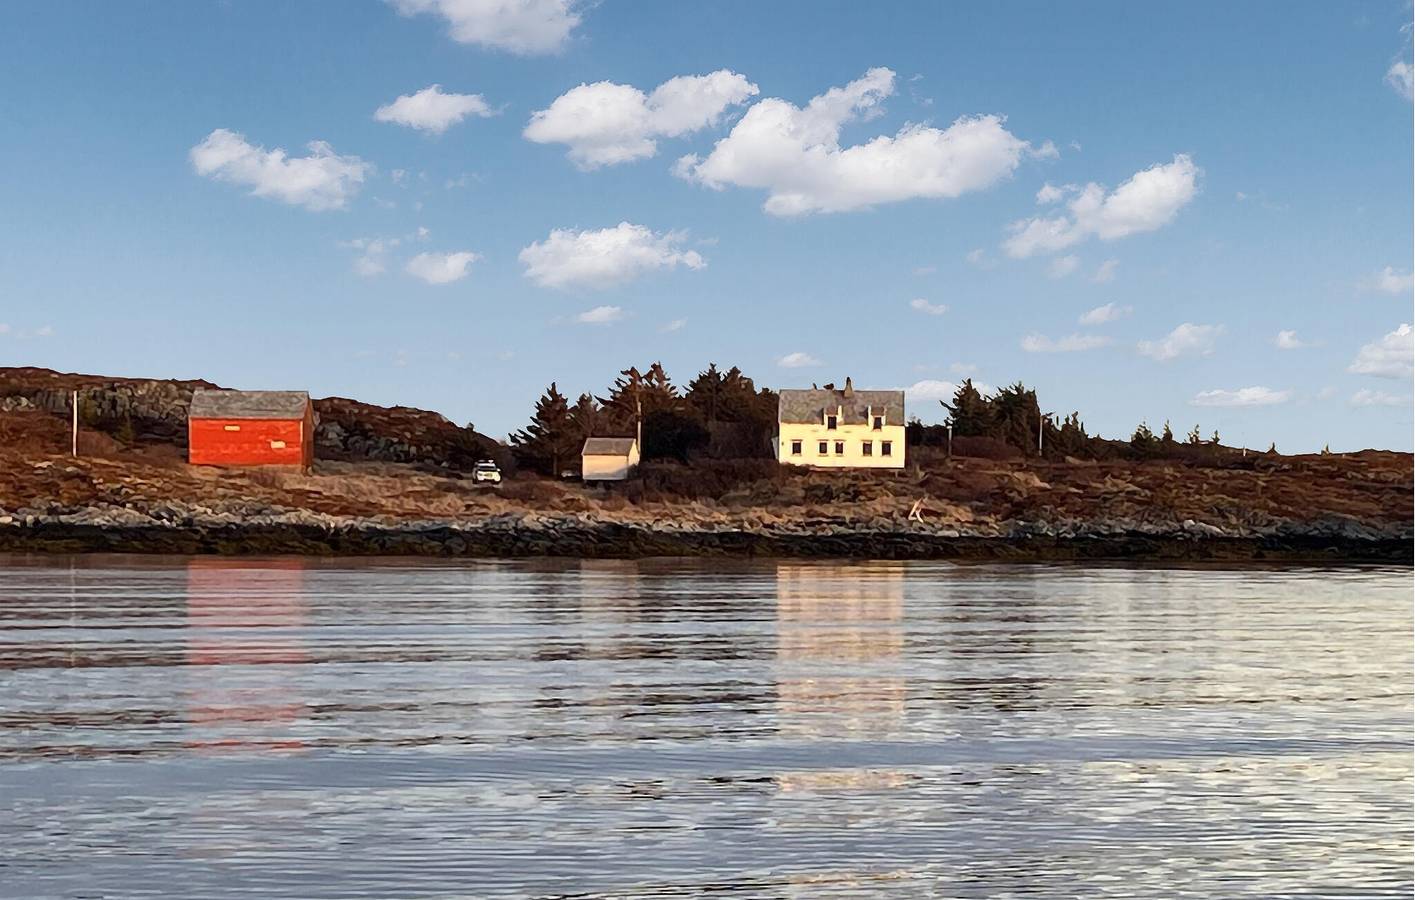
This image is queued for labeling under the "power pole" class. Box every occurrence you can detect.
[71,389,78,457]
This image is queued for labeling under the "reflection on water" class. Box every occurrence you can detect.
[0,556,1409,898]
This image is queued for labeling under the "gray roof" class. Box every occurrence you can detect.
[778,387,905,425]
[189,388,310,420]
[582,437,636,456]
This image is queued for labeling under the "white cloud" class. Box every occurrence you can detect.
[1387,60,1413,101]
[1003,154,1199,258]
[1273,329,1310,350]
[1367,265,1414,295]
[965,248,996,269]
[406,250,480,284]
[388,0,581,55]
[1091,258,1119,283]
[1348,323,1413,379]
[777,351,822,368]
[1021,333,1111,353]
[660,318,686,333]
[519,222,706,289]
[1035,182,1075,204]
[909,298,948,315]
[344,236,400,276]
[575,305,623,324]
[1190,386,1291,407]
[525,70,758,169]
[676,67,1038,216]
[375,85,495,134]
[190,128,371,211]
[1078,302,1132,325]
[1137,323,1222,361]
[1351,388,1409,407]
[1047,255,1080,279]
[905,379,960,402]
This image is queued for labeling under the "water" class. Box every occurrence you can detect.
[1,556,1409,898]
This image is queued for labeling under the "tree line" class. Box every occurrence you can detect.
[513,368,1236,475]
[511,363,777,475]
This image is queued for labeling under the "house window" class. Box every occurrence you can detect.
[834,441,845,455]
[818,441,828,455]
[862,441,872,456]
[881,441,893,457]
[873,416,884,430]
[826,414,838,430]
[791,440,803,456]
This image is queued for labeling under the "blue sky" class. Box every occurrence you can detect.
[1,1,1411,451]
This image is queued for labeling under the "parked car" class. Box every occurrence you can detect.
[472,459,502,485]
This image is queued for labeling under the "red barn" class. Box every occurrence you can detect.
[188,388,315,469]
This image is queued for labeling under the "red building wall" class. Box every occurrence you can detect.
[189,415,312,467]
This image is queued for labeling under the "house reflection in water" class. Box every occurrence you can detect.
[184,558,310,752]
[774,562,907,739]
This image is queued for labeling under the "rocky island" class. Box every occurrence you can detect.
[1,367,1409,563]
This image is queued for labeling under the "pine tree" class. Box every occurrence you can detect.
[511,383,577,476]
[943,379,993,437]
[1210,429,1221,446]
[1187,425,1202,445]
[1161,420,1174,444]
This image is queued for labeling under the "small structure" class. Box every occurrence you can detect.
[777,377,905,469]
[188,388,315,469]
[581,437,640,482]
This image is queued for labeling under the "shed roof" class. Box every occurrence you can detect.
[582,437,637,457]
[778,388,904,425]
[189,388,311,420]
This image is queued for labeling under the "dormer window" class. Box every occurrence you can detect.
[867,405,884,430]
[825,406,839,430]
[873,415,883,430]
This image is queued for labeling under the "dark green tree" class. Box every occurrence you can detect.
[942,379,993,436]
[511,383,578,476]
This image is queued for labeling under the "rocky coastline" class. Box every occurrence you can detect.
[2,502,1408,563]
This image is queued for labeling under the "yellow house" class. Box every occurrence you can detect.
[776,378,905,469]
[581,436,640,481]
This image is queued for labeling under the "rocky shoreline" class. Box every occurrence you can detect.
[1,503,1408,563]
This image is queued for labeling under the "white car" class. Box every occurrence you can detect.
[472,460,502,485]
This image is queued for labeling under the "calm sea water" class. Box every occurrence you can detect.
[0,555,1409,898]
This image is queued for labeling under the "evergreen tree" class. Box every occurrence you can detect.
[1187,424,1202,445]
[1210,429,1221,446]
[511,383,577,476]
[943,379,993,436]
[1161,420,1174,445]
[1131,421,1160,456]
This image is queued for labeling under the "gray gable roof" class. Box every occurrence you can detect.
[582,437,636,456]
[189,388,310,420]
[778,388,904,425]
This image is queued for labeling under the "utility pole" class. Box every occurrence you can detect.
[1037,411,1054,456]
[946,422,953,458]
[71,389,78,457]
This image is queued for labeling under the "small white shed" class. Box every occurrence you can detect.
[581,437,640,482]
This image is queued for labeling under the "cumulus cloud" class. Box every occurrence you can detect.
[1190,386,1291,408]
[1387,60,1413,101]
[1003,154,1199,258]
[660,318,687,333]
[406,250,480,284]
[1351,388,1409,407]
[375,85,495,133]
[519,222,706,289]
[1273,329,1310,350]
[388,0,581,55]
[1035,182,1074,204]
[777,351,822,368]
[1366,265,1414,295]
[1137,323,1222,361]
[344,237,398,276]
[676,67,1039,216]
[1021,333,1111,353]
[1079,302,1132,325]
[1091,259,1119,283]
[190,128,371,211]
[575,305,623,324]
[1047,255,1080,279]
[525,70,758,169]
[1348,323,1413,379]
[909,298,948,315]
[905,379,960,403]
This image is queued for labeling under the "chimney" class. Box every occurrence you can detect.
[843,376,854,397]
